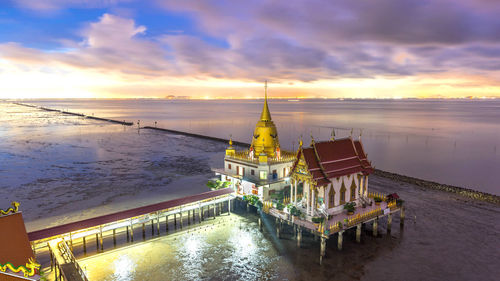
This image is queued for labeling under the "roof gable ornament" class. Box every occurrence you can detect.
[359,129,363,141]
[330,128,336,141]
[310,132,315,146]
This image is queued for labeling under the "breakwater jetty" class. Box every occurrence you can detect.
[13,102,133,126]
[374,170,500,205]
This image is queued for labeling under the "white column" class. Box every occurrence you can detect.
[311,187,316,216]
[306,181,310,215]
[364,176,369,197]
[290,184,293,204]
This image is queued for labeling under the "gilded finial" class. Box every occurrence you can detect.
[229,135,233,147]
[299,135,303,147]
[330,128,336,141]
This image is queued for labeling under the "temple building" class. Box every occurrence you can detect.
[216,82,296,200]
[288,134,374,218]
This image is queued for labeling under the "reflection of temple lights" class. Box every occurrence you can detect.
[231,230,255,258]
[113,255,135,280]
[186,235,200,255]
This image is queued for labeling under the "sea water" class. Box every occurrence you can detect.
[23,99,500,195]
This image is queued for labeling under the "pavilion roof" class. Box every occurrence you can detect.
[291,137,373,186]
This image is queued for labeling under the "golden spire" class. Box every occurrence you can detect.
[229,135,233,147]
[330,128,336,141]
[260,80,272,121]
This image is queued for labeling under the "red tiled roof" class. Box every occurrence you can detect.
[28,188,233,241]
[290,137,373,186]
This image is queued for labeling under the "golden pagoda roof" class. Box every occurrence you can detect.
[251,81,280,158]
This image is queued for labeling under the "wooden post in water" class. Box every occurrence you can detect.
[373,217,378,237]
[400,206,405,227]
[320,236,327,265]
[338,230,344,250]
[356,224,362,243]
[387,213,392,233]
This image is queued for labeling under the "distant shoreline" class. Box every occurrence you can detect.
[11,101,499,204]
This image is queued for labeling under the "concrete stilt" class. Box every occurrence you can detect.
[142,223,146,239]
[373,217,378,237]
[188,210,191,225]
[157,215,160,235]
[99,226,103,251]
[356,224,362,243]
[258,217,263,232]
[180,211,183,228]
[126,226,130,242]
[193,209,196,221]
[166,215,169,232]
[198,207,202,222]
[174,214,177,228]
[95,233,99,251]
[113,229,116,246]
[400,206,405,227]
[387,213,392,233]
[320,236,327,265]
[69,232,73,252]
[247,203,250,212]
[83,236,86,254]
[130,223,134,242]
[338,230,344,250]
[297,227,302,247]
[213,204,216,219]
[276,219,281,239]
[151,219,154,235]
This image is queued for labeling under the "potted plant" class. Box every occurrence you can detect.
[344,202,356,215]
[276,202,285,211]
[373,196,382,205]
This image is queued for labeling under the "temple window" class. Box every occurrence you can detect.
[340,181,346,204]
[350,180,357,201]
[329,187,335,208]
[228,164,231,170]
[260,171,267,180]
[251,169,255,176]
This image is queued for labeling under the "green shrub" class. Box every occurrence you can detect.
[373,196,382,202]
[276,202,285,211]
[312,217,325,224]
[344,202,356,212]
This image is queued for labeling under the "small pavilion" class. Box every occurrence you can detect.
[288,134,374,219]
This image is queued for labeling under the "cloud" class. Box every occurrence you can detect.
[0,14,170,75]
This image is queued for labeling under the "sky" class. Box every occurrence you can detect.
[0,0,499,99]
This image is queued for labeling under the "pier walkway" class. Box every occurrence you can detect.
[30,188,234,281]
